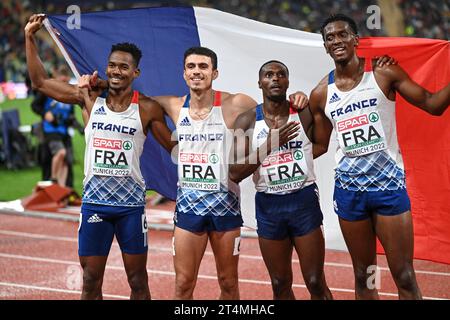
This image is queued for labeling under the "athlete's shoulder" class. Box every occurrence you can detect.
[233,105,257,130]
[137,92,161,110]
[313,74,329,93]
[310,75,329,107]
[149,94,185,112]
[221,91,257,110]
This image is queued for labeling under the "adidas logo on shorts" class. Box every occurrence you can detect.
[94,106,107,115]
[87,214,103,223]
[329,93,341,104]
[179,116,191,126]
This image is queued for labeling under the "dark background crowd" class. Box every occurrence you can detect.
[0,0,448,83]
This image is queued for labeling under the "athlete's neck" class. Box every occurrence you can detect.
[107,87,133,111]
[262,98,289,118]
[334,55,363,80]
[188,88,215,112]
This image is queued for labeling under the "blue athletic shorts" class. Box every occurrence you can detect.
[255,183,323,240]
[174,210,243,233]
[78,203,148,256]
[333,186,411,221]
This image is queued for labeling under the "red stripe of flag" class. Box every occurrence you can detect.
[357,37,450,264]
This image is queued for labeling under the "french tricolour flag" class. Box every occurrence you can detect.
[44,6,449,264]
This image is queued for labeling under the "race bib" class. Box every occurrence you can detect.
[91,137,133,176]
[179,152,221,191]
[261,149,307,194]
[336,111,387,157]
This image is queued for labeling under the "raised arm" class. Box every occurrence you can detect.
[25,14,83,105]
[152,95,184,125]
[309,80,333,159]
[377,64,450,116]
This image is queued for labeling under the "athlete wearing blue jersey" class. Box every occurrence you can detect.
[26,14,175,300]
[309,14,449,300]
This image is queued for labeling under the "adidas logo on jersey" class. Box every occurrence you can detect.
[179,116,191,126]
[329,93,341,104]
[94,106,107,115]
[257,128,269,139]
[87,214,103,223]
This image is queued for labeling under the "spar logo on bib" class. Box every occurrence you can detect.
[262,151,293,167]
[293,150,303,160]
[179,153,208,163]
[337,114,369,132]
[369,112,379,123]
[209,153,219,164]
[123,140,133,150]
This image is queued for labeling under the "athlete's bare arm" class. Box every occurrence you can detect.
[25,14,90,106]
[152,95,185,124]
[375,64,450,116]
[295,105,313,140]
[77,75,110,125]
[229,108,300,183]
[228,108,256,183]
[77,74,104,108]
[139,95,178,153]
[309,77,334,158]
[84,75,184,125]
[221,92,258,127]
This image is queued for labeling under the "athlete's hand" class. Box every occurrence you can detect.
[267,121,300,151]
[84,71,108,90]
[289,91,309,111]
[25,14,46,37]
[89,70,99,89]
[375,55,398,67]
[78,74,92,90]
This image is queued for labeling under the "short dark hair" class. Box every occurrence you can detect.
[110,42,142,67]
[320,14,358,40]
[258,60,289,78]
[184,46,218,70]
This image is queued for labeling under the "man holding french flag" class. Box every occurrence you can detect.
[24,5,449,301]
[309,14,449,299]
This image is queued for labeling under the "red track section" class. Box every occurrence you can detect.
[0,214,449,300]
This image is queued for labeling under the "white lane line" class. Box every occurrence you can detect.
[0,281,128,299]
[1,229,449,278]
[0,252,446,300]
[0,230,78,243]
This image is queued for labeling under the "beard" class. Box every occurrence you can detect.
[267,94,286,103]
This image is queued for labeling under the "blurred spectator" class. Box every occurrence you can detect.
[0,0,65,83]
[197,0,448,39]
[30,65,83,187]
